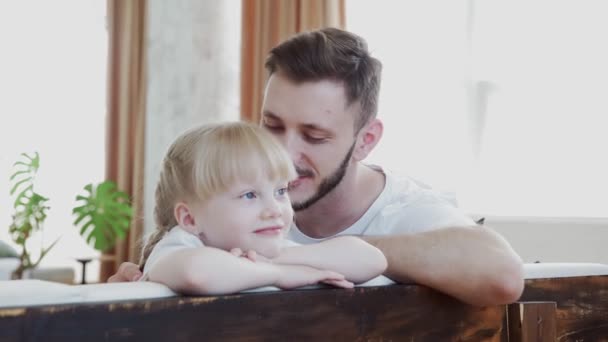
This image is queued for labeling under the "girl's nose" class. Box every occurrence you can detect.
[261,198,281,219]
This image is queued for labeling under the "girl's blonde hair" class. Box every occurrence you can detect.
[140,121,296,269]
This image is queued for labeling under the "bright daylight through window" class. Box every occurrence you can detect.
[347,0,608,219]
[0,1,107,282]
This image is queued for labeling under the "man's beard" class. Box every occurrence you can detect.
[291,142,356,212]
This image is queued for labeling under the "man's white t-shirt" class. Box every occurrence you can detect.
[288,166,475,244]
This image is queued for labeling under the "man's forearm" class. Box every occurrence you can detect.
[362,225,524,306]
[274,236,387,283]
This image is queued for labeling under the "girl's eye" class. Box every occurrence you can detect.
[276,187,288,196]
[241,192,257,199]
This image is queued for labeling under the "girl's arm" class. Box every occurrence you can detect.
[272,236,387,284]
[147,246,350,295]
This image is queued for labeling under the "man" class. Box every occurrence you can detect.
[110,28,524,306]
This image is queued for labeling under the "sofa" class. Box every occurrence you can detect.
[1,262,608,309]
[1,263,608,341]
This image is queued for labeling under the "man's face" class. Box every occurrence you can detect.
[261,73,359,211]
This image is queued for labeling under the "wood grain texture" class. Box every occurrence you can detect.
[0,285,505,342]
[508,302,556,342]
[520,275,608,342]
[4,276,607,342]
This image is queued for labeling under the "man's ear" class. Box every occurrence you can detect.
[353,118,383,161]
[174,202,198,234]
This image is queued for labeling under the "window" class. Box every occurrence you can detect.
[347,0,608,219]
[0,1,107,282]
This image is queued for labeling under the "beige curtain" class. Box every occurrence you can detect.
[241,0,345,123]
[101,0,147,282]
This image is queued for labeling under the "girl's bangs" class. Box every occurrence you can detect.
[193,124,295,199]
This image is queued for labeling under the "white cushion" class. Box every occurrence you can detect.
[0,280,177,308]
[76,281,177,303]
[3,263,608,308]
[358,275,397,286]
[524,262,608,279]
[0,280,82,308]
[242,275,396,293]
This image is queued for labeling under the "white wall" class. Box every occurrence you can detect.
[0,2,107,283]
[144,0,241,236]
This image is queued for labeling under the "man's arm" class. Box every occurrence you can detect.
[362,225,524,306]
[272,236,387,284]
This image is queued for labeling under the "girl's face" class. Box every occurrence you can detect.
[191,177,293,258]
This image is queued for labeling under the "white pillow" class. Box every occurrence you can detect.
[0,280,81,308]
[76,281,177,303]
[524,262,608,279]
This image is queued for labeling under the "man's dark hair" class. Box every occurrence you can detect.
[265,28,382,131]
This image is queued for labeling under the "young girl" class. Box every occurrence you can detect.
[140,121,387,295]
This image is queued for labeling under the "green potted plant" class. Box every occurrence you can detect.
[72,180,133,283]
[7,152,133,281]
[8,152,57,279]
[73,180,133,251]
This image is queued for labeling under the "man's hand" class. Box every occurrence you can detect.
[274,264,353,289]
[107,262,143,282]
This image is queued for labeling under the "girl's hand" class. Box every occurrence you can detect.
[229,248,354,289]
[274,264,354,289]
[229,248,254,261]
[229,248,272,263]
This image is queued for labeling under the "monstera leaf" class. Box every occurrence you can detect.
[73,181,133,252]
[8,152,56,279]
[9,153,50,244]
[10,152,41,209]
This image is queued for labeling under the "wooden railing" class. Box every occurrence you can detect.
[1,275,607,341]
[518,276,608,341]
